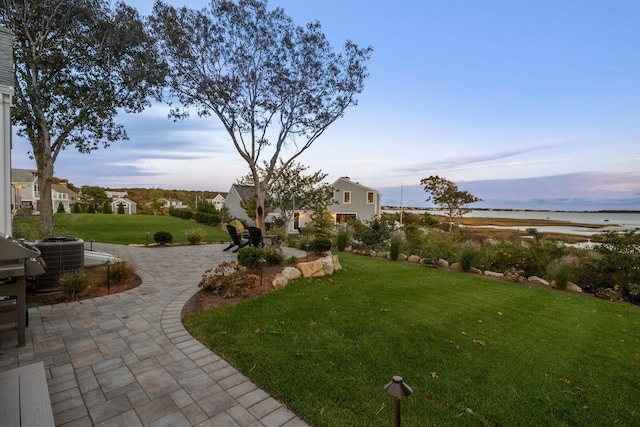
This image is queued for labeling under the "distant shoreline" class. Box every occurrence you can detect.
[383,206,640,214]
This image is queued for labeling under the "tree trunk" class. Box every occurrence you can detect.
[254,187,266,233]
[35,139,54,231]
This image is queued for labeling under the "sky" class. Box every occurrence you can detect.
[10,0,640,211]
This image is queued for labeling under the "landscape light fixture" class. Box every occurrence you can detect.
[259,258,266,285]
[384,375,413,427]
[89,238,94,251]
[106,260,113,291]
[145,231,150,246]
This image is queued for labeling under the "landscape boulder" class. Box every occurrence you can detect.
[566,282,583,293]
[398,253,408,261]
[437,259,450,269]
[272,267,302,289]
[484,271,504,278]
[450,262,463,272]
[407,255,421,263]
[528,276,550,286]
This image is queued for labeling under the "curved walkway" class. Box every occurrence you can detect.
[0,243,309,427]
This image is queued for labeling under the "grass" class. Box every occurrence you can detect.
[13,214,228,245]
[184,253,640,426]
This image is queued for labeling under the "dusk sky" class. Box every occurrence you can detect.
[10,0,640,211]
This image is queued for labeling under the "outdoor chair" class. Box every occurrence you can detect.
[224,224,249,252]
[248,226,266,248]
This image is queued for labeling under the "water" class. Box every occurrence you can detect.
[383,209,640,236]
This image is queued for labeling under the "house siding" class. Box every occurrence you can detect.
[328,177,380,223]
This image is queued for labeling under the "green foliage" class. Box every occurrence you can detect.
[237,247,265,269]
[546,260,574,290]
[419,212,441,228]
[336,231,350,251]
[309,237,332,254]
[117,203,125,214]
[403,225,459,265]
[72,203,82,213]
[11,220,54,241]
[389,238,401,261]
[87,204,96,213]
[487,239,567,277]
[58,271,90,298]
[457,242,482,272]
[107,261,135,284]
[350,218,392,249]
[310,207,335,237]
[287,255,298,264]
[185,228,205,244]
[153,230,173,245]
[198,261,258,298]
[56,202,66,213]
[576,229,640,296]
[193,211,222,225]
[264,248,284,266]
[102,201,112,214]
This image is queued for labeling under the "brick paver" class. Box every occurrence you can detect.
[0,243,309,426]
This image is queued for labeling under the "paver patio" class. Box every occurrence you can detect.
[0,243,309,427]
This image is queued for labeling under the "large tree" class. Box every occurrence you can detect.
[1,0,165,230]
[421,175,481,232]
[150,0,371,232]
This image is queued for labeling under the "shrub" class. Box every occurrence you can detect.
[264,248,284,266]
[181,210,194,220]
[336,231,350,251]
[72,203,81,213]
[87,204,96,213]
[389,238,401,261]
[56,202,65,213]
[107,261,136,284]
[237,247,267,269]
[310,237,332,254]
[546,261,574,290]
[185,228,205,244]
[58,271,90,298]
[198,261,258,298]
[457,243,482,272]
[153,231,173,245]
[287,255,298,264]
[117,203,125,214]
[102,201,112,214]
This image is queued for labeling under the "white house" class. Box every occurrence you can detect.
[106,190,128,200]
[111,198,137,215]
[159,198,188,210]
[205,193,226,211]
[11,168,78,214]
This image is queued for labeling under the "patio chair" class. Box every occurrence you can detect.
[248,226,266,248]
[223,224,249,252]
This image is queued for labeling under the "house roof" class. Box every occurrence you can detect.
[11,168,37,183]
[231,184,256,201]
[51,183,78,197]
[331,177,378,193]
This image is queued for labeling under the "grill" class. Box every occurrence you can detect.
[0,233,46,347]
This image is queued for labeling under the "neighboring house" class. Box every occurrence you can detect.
[224,184,256,225]
[11,168,78,214]
[106,190,128,200]
[159,198,188,210]
[205,193,226,211]
[11,169,39,212]
[328,177,381,224]
[224,177,381,231]
[111,198,137,215]
[51,183,78,213]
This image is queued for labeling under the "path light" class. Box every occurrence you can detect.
[304,243,310,261]
[259,258,266,285]
[106,260,113,291]
[145,232,150,246]
[384,376,413,427]
[89,238,94,251]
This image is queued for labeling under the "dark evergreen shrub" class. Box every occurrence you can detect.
[153,231,173,244]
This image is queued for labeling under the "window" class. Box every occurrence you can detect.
[367,191,374,204]
[343,191,351,204]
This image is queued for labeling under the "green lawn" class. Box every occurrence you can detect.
[13,214,229,245]
[184,253,640,426]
